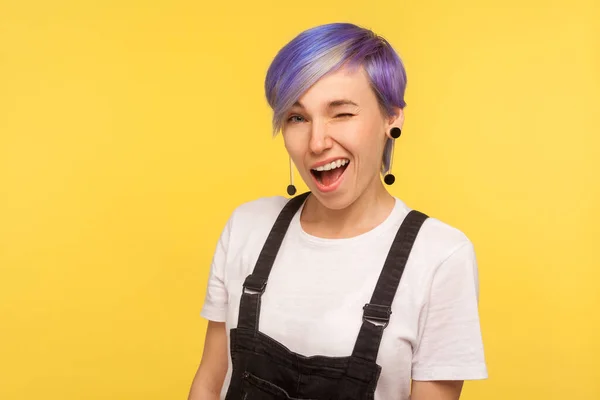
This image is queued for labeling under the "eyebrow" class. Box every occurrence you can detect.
[292,99,359,109]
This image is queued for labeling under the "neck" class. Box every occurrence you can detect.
[301,178,396,239]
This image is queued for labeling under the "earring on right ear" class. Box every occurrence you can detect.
[384,127,401,185]
[286,156,297,196]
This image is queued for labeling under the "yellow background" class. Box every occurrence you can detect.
[1,0,599,399]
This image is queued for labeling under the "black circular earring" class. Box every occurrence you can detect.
[286,157,297,196]
[384,127,401,185]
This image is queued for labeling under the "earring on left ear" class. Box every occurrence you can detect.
[384,127,401,185]
[287,156,297,196]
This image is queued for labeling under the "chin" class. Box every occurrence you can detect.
[308,188,357,211]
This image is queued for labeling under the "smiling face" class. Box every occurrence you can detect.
[282,64,403,210]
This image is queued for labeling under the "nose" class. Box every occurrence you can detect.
[308,121,333,155]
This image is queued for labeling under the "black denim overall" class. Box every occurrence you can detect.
[225,192,428,400]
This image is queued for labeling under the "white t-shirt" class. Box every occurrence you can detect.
[201,195,488,400]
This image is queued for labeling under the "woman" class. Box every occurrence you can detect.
[188,22,487,400]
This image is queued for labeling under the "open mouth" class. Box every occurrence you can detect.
[310,159,350,188]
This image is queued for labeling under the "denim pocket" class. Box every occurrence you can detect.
[241,371,316,400]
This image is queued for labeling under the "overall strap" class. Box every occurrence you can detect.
[237,192,310,332]
[351,209,429,363]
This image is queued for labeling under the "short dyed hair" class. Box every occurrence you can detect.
[264,22,407,173]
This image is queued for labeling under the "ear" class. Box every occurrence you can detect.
[385,107,405,138]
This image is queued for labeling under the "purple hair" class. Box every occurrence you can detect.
[264,22,407,173]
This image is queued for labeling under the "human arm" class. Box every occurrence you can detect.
[187,321,228,400]
[188,210,234,399]
[411,380,463,400]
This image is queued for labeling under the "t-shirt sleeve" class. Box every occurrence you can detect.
[412,240,488,381]
[199,213,234,323]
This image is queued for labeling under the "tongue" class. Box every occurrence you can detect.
[321,167,344,186]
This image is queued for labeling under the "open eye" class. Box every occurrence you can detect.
[286,114,306,124]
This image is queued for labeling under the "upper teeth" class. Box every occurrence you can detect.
[312,159,349,172]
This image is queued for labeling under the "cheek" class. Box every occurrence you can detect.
[339,126,382,159]
[283,134,305,160]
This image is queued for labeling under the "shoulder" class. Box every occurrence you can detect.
[395,205,481,306]
[420,216,472,256]
[229,195,290,229]
[215,196,292,282]
[223,195,291,251]
[395,199,472,255]
[422,217,477,280]
[397,200,476,277]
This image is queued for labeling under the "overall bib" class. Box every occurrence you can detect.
[225,192,428,400]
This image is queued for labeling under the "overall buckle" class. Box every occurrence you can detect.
[242,274,267,294]
[363,303,392,328]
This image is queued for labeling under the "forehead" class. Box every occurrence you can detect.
[294,65,377,108]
